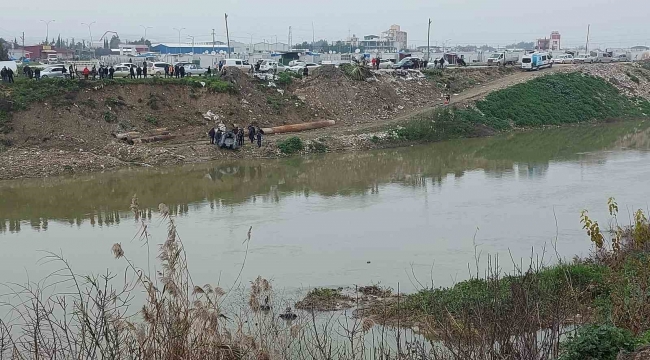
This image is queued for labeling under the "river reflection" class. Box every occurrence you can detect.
[2,121,649,232]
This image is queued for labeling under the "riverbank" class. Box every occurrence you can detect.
[1,63,649,180]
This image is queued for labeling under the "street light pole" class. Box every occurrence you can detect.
[82,21,96,57]
[173,27,185,54]
[427,18,432,62]
[187,35,195,54]
[41,19,55,44]
[140,25,152,41]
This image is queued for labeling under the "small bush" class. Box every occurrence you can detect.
[626,71,640,84]
[308,140,327,153]
[266,95,283,112]
[559,325,636,360]
[145,114,158,125]
[339,63,373,81]
[370,135,380,144]
[103,111,117,123]
[277,137,304,154]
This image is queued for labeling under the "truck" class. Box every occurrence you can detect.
[487,51,519,66]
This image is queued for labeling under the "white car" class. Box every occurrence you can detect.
[259,60,287,73]
[119,62,137,69]
[378,59,394,69]
[182,64,208,76]
[289,62,320,73]
[40,66,69,79]
[573,55,595,64]
[222,59,251,71]
[553,54,574,64]
[148,62,171,76]
[112,66,131,78]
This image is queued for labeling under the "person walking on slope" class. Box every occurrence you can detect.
[237,127,245,147]
[6,68,14,83]
[247,124,256,144]
[256,127,264,148]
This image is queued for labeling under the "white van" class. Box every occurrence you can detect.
[222,59,250,71]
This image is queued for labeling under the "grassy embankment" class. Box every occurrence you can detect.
[0,76,235,136]
[359,198,650,360]
[395,72,650,142]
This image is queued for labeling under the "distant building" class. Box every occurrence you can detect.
[22,45,74,60]
[358,24,408,52]
[345,34,360,48]
[150,43,232,55]
[550,31,561,50]
[382,25,408,51]
[536,38,550,51]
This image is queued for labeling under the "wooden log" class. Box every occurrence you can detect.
[113,131,141,140]
[133,134,176,144]
[261,120,336,135]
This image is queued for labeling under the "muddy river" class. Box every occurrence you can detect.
[2,121,650,293]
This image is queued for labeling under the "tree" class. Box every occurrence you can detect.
[0,38,9,60]
[505,41,534,50]
[56,35,62,49]
[127,37,152,47]
[104,38,109,49]
[109,35,121,49]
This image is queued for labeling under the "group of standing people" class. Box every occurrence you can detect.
[1,67,15,83]
[432,57,446,69]
[164,64,186,78]
[208,123,265,148]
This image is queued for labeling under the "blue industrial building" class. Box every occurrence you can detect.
[150,43,233,55]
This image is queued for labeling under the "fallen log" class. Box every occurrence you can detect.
[114,128,169,140]
[132,134,176,144]
[261,120,336,135]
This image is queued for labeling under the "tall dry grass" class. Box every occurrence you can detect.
[0,196,428,360]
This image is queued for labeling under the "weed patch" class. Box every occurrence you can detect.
[145,114,158,125]
[277,136,304,154]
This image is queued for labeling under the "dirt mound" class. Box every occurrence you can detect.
[310,65,346,80]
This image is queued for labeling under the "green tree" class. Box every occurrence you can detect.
[109,35,121,49]
[104,38,109,49]
[0,38,9,60]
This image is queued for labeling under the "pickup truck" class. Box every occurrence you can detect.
[487,52,519,66]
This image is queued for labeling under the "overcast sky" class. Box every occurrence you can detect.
[1,0,648,49]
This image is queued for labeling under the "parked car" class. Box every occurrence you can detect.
[553,54,574,64]
[289,63,320,72]
[149,62,171,76]
[222,59,251,71]
[591,51,614,63]
[183,64,208,76]
[119,62,137,69]
[259,60,287,73]
[573,54,595,64]
[40,66,69,79]
[614,53,630,62]
[392,58,416,69]
[378,59,394,69]
[113,66,131,78]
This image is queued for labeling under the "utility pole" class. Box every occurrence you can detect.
[427,18,432,61]
[211,29,216,54]
[288,26,292,51]
[21,32,24,49]
[585,24,590,54]
[311,22,315,51]
[173,27,185,54]
[225,13,231,58]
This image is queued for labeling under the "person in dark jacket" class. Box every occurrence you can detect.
[208,127,216,144]
[34,67,41,81]
[247,125,256,144]
[256,127,264,148]
[136,66,142,78]
[6,68,14,83]
[237,127,245,146]
[179,65,185,78]
[108,66,115,79]
[142,61,148,78]
[130,66,136,79]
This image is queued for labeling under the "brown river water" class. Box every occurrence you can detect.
[1,121,650,293]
